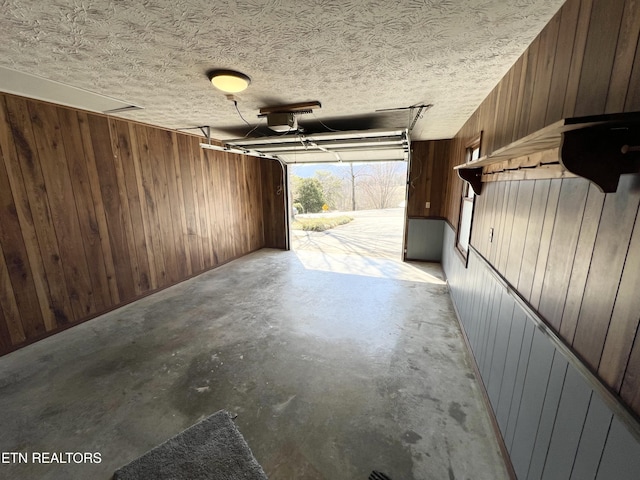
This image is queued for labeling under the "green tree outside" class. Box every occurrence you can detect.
[295,178,325,213]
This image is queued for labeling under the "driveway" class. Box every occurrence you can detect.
[290,208,405,259]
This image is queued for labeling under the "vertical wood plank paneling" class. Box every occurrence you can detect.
[0,99,49,336]
[30,102,94,319]
[171,132,193,276]
[505,320,535,450]
[537,179,589,331]
[177,134,204,273]
[498,181,519,275]
[625,37,640,110]
[504,181,534,286]
[149,127,180,284]
[540,366,592,480]
[488,181,508,265]
[195,148,214,266]
[0,283,11,350]
[570,394,613,480]
[515,36,541,141]
[517,179,550,300]
[0,240,25,345]
[605,0,640,113]
[621,308,640,407]
[164,130,190,279]
[573,175,640,370]
[562,0,594,117]
[135,124,167,286]
[110,119,152,294]
[545,0,581,124]
[573,0,626,116]
[487,294,515,410]
[127,122,158,289]
[504,56,525,146]
[510,328,556,479]
[29,103,95,322]
[88,113,137,302]
[558,184,605,342]
[599,215,640,391]
[496,309,527,433]
[527,10,561,134]
[594,417,640,480]
[6,95,73,327]
[526,351,568,480]
[77,111,120,304]
[0,92,270,354]
[57,108,112,312]
[261,159,286,249]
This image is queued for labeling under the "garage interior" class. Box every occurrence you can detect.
[2,0,640,479]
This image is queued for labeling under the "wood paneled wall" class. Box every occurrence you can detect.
[0,92,278,355]
[437,0,640,418]
[260,159,287,249]
[406,140,452,219]
[443,223,640,480]
[443,0,640,226]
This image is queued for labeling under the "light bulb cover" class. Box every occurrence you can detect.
[207,70,251,93]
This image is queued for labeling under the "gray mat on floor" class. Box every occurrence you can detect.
[113,410,267,480]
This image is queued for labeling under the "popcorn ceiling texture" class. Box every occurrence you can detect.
[0,0,565,140]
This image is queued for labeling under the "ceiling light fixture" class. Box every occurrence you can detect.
[207,69,251,93]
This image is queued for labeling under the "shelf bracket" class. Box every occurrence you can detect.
[457,167,483,195]
[561,124,640,193]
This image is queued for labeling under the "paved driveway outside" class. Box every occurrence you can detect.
[290,208,405,259]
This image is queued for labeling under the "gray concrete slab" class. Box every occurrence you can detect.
[0,247,508,480]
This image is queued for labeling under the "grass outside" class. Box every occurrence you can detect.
[291,215,354,232]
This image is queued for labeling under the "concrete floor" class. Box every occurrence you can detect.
[0,214,508,479]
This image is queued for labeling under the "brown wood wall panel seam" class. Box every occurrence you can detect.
[32,102,95,320]
[557,184,605,343]
[57,108,112,313]
[562,0,594,118]
[109,119,148,296]
[0,238,26,345]
[132,124,166,288]
[177,134,203,274]
[0,96,50,335]
[624,15,640,111]
[573,0,626,116]
[537,179,589,332]
[572,176,640,371]
[77,112,120,304]
[0,92,273,355]
[545,0,581,125]
[528,10,562,134]
[125,122,158,290]
[516,36,541,141]
[600,210,640,392]
[516,179,551,302]
[89,113,137,302]
[621,329,640,412]
[497,182,520,275]
[505,181,535,287]
[11,96,73,329]
[605,0,640,113]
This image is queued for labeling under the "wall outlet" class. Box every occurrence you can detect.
[489,227,494,243]
[425,201,430,209]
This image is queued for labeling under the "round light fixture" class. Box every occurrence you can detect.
[207,69,251,93]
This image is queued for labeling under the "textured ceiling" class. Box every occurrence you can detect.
[0,0,566,141]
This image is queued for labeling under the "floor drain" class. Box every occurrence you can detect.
[369,471,392,480]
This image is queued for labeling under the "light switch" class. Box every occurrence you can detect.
[425,202,430,209]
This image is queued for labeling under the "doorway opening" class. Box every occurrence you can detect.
[287,161,407,259]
